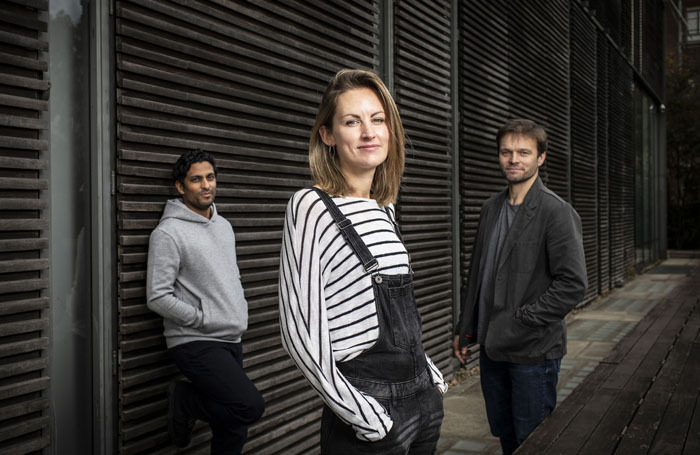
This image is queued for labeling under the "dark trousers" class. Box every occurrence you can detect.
[169,340,265,455]
[320,384,443,454]
[480,350,560,455]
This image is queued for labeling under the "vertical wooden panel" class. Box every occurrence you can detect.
[570,3,599,304]
[114,1,379,454]
[0,0,51,454]
[394,0,455,376]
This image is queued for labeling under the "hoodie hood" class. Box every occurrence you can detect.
[160,198,218,224]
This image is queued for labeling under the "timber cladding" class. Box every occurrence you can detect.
[109,0,659,454]
[570,4,599,304]
[115,1,382,453]
[394,0,455,384]
[0,1,51,455]
[0,0,50,454]
[458,0,572,369]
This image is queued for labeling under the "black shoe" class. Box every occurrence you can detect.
[167,379,196,448]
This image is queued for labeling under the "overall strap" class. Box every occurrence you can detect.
[310,187,379,273]
[383,206,405,243]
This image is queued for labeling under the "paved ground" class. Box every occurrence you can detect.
[437,257,700,455]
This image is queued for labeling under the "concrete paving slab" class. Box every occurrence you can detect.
[452,440,488,451]
[440,379,492,437]
[571,311,646,322]
[576,341,615,360]
[564,340,589,358]
[439,376,500,454]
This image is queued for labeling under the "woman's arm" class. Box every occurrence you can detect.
[278,190,393,441]
[425,354,448,393]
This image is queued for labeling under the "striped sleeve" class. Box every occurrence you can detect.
[278,190,393,442]
[426,354,448,393]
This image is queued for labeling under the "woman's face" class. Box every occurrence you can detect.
[320,87,390,180]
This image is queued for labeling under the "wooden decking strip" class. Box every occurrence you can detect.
[517,266,700,454]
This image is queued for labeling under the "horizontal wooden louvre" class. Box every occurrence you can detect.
[115,1,379,453]
[570,3,599,304]
[458,0,509,296]
[607,50,635,287]
[0,1,50,454]
[394,0,455,376]
[587,0,627,53]
[597,35,612,295]
[507,0,570,200]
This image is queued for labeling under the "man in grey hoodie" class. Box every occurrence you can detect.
[147,150,264,455]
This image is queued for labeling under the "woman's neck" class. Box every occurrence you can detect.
[342,170,375,199]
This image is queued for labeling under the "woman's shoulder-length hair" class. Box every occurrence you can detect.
[308,69,405,207]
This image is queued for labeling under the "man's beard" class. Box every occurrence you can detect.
[188,190,215,211]
[502,165,538,184]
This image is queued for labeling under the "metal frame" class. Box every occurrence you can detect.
[451,0,461,357]
[91,1,116,453]
[380,0,394,93]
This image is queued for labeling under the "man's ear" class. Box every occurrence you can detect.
[538,152,546,167]
[175,180,185,196]
[319,126,334,147]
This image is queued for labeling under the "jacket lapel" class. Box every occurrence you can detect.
[478,190,508,271]
[495,177,544,274]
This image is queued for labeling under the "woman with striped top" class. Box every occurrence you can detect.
[279,69,446,454]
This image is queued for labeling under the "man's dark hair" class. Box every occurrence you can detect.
[496,119,548,156]
[172,149,218,185]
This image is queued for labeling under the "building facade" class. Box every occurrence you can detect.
[0,1,666,454]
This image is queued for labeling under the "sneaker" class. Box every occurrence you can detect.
[167,379,196,448]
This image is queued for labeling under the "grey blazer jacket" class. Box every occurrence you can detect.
[456,177,588,364]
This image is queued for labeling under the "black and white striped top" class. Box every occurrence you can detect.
[279,188,447,442]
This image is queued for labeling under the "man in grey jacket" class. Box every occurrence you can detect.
[453,119,587,455]
[147,150,264,454]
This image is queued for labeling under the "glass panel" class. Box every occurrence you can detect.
[49,0,93,453]
[688,10,700,41]
[634,86,660,267]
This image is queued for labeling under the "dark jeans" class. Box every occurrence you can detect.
[169,340,265,455]
[320,384,443,454]
[480,350,560,455]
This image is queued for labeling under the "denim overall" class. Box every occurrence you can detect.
[312,189,444,455]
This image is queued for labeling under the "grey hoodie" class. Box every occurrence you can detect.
[147,199,248,348]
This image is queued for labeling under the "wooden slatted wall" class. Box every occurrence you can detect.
[570,4,599,304]
[608,50,635,287]
[588,0,625,49]
[0,1,50,454]
[114,1,379,453]
[458,0,570,292]
[507,0,571,200]
[394,0,455,377]
[597,35,612,295]
[620,0,632,56]
[458,0,508,296]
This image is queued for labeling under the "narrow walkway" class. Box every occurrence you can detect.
[437,258,700,455]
